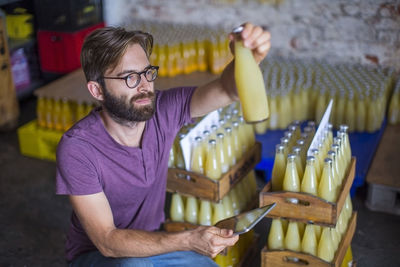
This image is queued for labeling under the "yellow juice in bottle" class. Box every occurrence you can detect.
[170,193,184,222]
[318,227,334,262]
[268,219,284,250]
[327,150,340,193]
[292,146,304,179]
[184,196,198,224]
[229,188,240,215]
[284,221,301,252]
[318,158,336,202]
[356,96,366,132]
[216,133,229,173]
[330,226,340,251]
[238,116,249,153]
[175,134,186,170]
[345,95,356,132]
[199,199,212,226]
[190,136,205,174]
[301,156,318,196]
[61,98,73,131]
[52,98,63,131]
[268,95,279,130]
[158,44,167,77]
[301,224,317,256]
[223,127,236,167]
[76,101,87,122]
[36,95,46,128]
[231,121,243,161]
[222,194,234,219]
[45,97,54,129]
[341,246,353,267]
[311,149,322,180]
[205,139,222,180]
[314,225,322,241]
[233,27,269,123]
[282,154,300,192]
[212,201,226,225]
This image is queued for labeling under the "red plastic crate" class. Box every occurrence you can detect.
[37,22,105,73]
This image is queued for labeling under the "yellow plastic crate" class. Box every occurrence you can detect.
[6,10,33,39]
[18,120,63,161]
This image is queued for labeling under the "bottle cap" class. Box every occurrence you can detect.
[306,156,315,162]
[209,139,217,145]
[287,153,297,160]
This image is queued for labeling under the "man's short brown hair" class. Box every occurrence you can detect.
[80,27,153,84]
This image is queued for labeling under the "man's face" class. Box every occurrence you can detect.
[101,44,156,123]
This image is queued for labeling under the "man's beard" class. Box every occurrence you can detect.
[101,86,156,125]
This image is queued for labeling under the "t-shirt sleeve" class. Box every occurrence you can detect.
[156,86,196,131]
[55,135,103,196]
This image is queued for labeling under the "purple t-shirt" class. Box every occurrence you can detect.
[56,87,196,261]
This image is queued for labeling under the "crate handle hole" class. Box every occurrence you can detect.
[283,256,309,265]
[285,198,310,206]
[176,173,196,183]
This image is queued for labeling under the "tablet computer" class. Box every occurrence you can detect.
[214,203,276,235]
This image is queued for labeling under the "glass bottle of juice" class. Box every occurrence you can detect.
[212,201,226,225]
[318,158,336,202]
[339,125,352,166]
[191,136,205,174]
[301,224,317,256]
[205,139,222,180]
[282,154,300,192]
[52,98,63,131]
[284,221,301,252]
[345,92,356,132]
[224,127,236,167]
[335,90,346,127]
[311,149,322,181]
[356,94,367,132]
[45,97,54,129]
[238,116,249,153]
[175,134,186,170]
[233,26,269,123]
[199,199,212,226]
[247,170,258,199]
[216,133,229,173]
[184,196,198,224]
[61,98,73,131]
[284,131,295,152]
[332,144,345,183]
[341,246,354,267]
[222,195,234,218]
[331,225,340,251]
[292,146,304,179]
[296,139,307,167]
[280,137,290,160]
[168,146,176,168]
[231,121,243,161]
[36,95,46,128]
[388,89,399,125]
[297,222,305,239]
[268,94,279,130]
[318,227,334,262]
[170,193,184,222]
[344,194,353,224]
[229,187,240,215]
[268,219,285,250]
[327,150,340,193]
[271,144,286,191]
[301,156,318,196]
[314,225,322,241]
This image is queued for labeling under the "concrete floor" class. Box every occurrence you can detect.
[1,95,399,267]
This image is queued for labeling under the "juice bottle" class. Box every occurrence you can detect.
[330,225,340,251]
[238,116,249,153]
[339,125,352,166]
[341,246,353,267]
[36,95,46,128]
[233,26,269,123]
[282,154,300,192]
[332,144,345,183]
[295,139,307,167]
[345,93,356,132]
[61,98,73,131]
[222,195,234,218]
[205,139,222,180]
[229,187,240,215]
[318,227,334,262]
[168,145,176,168]
[190,136,205,174]
[184,196,198,224]
[335,91,346,127]
[212,201,226,225]
[268,94,279,130]
[284,221,301,252]
[284,131,295,152]
[216,133,229,173]
[175,134,186,170]
[76,100,87,122]
[311,149,322,180]
[388,90,399,125]
[301,156,318,196]
[355,94,367,132]
[292,146,304,179]
[301,224,317,256]
[224,127,236,167]
[297,222,305,239]
[271,144,286,191]
[199,199,212,226]
[231,121,243,161]
[247,170,258,198]
[170,193,184,222]
[327,150,340,193]
[268,219,284,250]
[318,158,336,202]
[45,97,54,129]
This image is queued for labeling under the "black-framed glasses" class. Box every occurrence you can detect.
[102,65,159,89]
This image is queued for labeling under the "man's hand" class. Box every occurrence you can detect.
[229,22,271,64]
[187,226,239,258]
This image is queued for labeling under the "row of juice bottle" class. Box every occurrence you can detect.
[388,79,400,125]
[169,170,258,225]
[169,104,256,180]
[271,121,352,203]
[254,57,396,133]
[36,95,95,131]
[129,19,232,76]
[267,192,353,263]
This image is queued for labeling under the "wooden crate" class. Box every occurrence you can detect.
[259,157,356,226]
[261,212,357,267]
[167,142,261,202]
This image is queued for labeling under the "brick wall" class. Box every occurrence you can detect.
[104,0,400,71]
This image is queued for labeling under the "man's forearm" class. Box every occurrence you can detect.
[99,228,190,258]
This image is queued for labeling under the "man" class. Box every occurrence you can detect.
[56,22,271,266]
